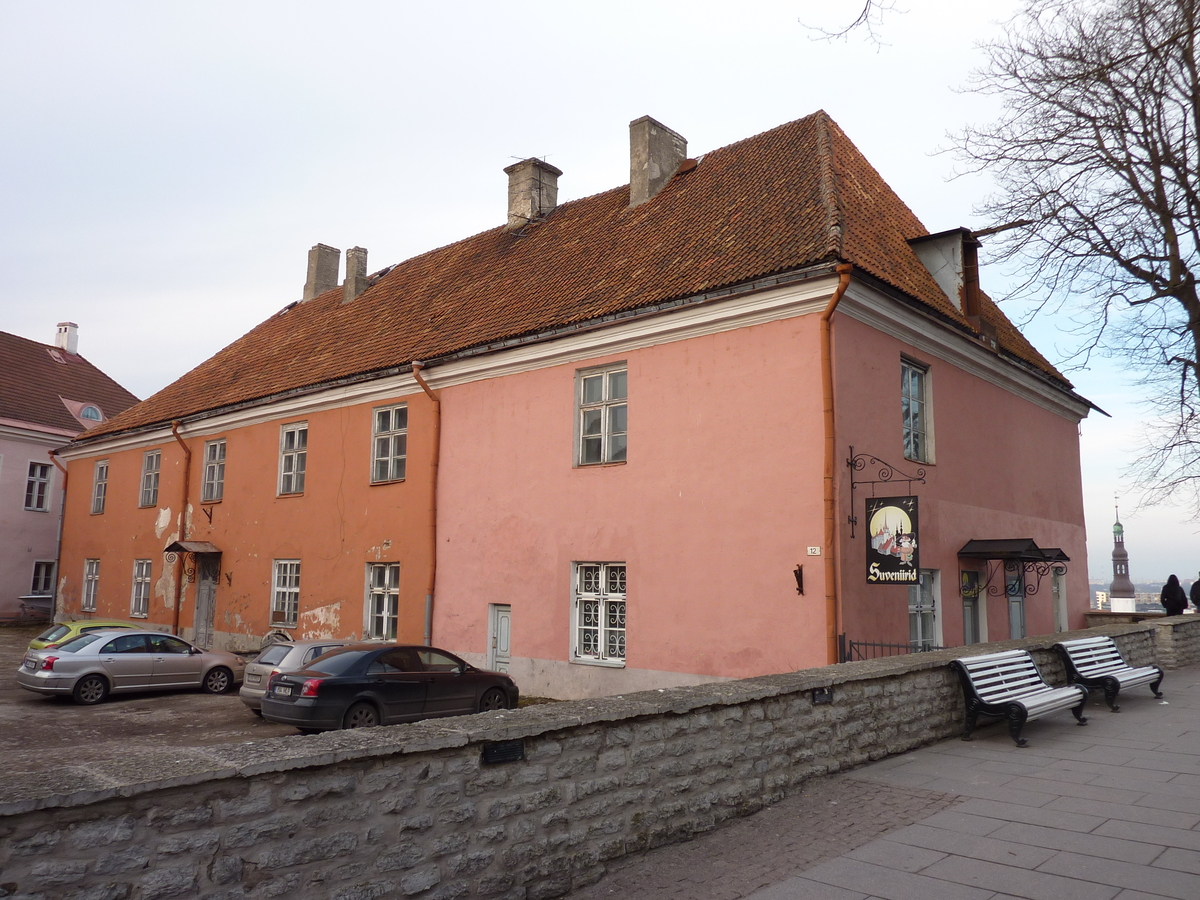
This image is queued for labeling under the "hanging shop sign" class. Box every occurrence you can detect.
[865,495,919,584]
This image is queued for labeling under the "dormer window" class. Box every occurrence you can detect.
[80,406,101,421]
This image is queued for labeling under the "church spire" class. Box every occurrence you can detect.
[1110,498,1135,599]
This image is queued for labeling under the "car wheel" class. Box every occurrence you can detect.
[203,666,233,694]
[342,702,380,729]
[479,688,509,712]
[73,674,109,705]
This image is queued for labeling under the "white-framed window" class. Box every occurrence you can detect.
[30,561,55,595]
[91,460,109,514]
[271,560,301,626]
[131,559,152,617]
[82,559,100,612]
[908,569,940,650]
[80,405,102,421]
[139,450,161,508]
[202,439,226,502]
[960,570,986,645]
[901,359,931,463]
[372,405,408,483]
[572,562,626,665]
[24,462,51,511]
[1006,563,1026,639]
[279,423,307,495]
[366,562,399,640]
[576,364,627,466]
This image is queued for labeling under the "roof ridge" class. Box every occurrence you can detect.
[815,111,846,260]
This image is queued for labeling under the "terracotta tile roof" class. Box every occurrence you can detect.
[0,330,140,434]
[87,111,1069,440]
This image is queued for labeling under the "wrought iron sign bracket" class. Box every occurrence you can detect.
[846,446,926,538]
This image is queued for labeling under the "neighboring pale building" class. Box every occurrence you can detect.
[0,325,138,619]
[56,112,1095,698]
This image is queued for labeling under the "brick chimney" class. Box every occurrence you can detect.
[504,158,562,232]
[55,322,79,355]
[302,243,341,302]
[343,246,369,304]
[629,116,687,208]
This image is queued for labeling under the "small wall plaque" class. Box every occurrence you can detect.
[812,687,833,705]
[481,739,525,765]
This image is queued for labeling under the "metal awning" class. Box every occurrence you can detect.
[958,539,1070,563]
[163,540,221,554]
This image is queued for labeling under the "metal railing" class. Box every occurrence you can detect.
[838,634,944,663]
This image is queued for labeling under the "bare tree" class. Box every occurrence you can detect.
[801,0,898,42]
[956,0,1200,507]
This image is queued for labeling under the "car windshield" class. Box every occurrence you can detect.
[256,644,292,666]
[57,633,105,653]
[303,650,372,675]
[36,624,70,642]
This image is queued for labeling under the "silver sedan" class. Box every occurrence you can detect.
[239,639,355,713]
[16,629,246,704]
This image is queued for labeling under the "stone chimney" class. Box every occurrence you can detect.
[302,243,341,302]
[55,322,79,355]
[343,246,369,304]
[629,116,687,208]
[504,158,562,232]
[908,228,995,345]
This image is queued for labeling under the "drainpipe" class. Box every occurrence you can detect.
[48,450,68,620]
[170,421,192,636]
[410,361,440,647]
[821,264,854,664]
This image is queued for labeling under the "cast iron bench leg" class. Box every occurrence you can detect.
[1150,673,1164,699]
[1102,677,1121,712]
[1071,699,1088,726]
[1006,705,1029,748]
[962,703,980,741]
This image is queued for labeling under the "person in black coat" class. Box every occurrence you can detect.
[1190,573,1200,611]
[1161,574,1188,616]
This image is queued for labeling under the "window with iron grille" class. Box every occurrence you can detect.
[91,460,108,514]
[30,561,55,595]
[82,559,100,611]
[577,365,627,466]
[139,450,161,507]
[366,562,399,639]
[901,359,931,463]
[131,559,151,617]
[202,439,226,502]
[24,462,51,511]
[272,560,301,626]
[572,562,626,665]
[371,405,407,483]
[279,424,307,495]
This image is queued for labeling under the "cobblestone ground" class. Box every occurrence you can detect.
[569,772,960,900]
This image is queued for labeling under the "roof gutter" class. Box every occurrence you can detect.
[821,264,853,665]
[48,449,68,621]
[170,421,192,636]
[410,362,440,647]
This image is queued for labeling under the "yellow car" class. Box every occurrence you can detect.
[27,619,141,650]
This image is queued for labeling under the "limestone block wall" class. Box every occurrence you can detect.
[0,623,1185,900]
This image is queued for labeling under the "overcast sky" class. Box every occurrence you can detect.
[0,1,1188,583]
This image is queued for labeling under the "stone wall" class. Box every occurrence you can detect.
[1151,614,1200,669]
[0,623,1186,900]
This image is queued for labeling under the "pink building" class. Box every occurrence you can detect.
[59,113,1094,698]
[0,325,138,619]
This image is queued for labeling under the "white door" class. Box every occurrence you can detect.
[1052,569,1068,632]
[488,604,511,672]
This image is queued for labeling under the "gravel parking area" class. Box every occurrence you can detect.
[0,623,296,778]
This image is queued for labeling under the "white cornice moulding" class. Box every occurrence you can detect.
[58,274,1087,458]
[837,285,1090,422]
[0,421,75,447]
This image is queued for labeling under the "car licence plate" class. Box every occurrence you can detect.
[23,657,35,670]
[275,685,292,696]
[247,673,261,683]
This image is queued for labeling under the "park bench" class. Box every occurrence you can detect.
[951,649,1088,747]
[1053,635,1163,712]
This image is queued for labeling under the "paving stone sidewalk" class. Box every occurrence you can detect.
[569,663,1200,900]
